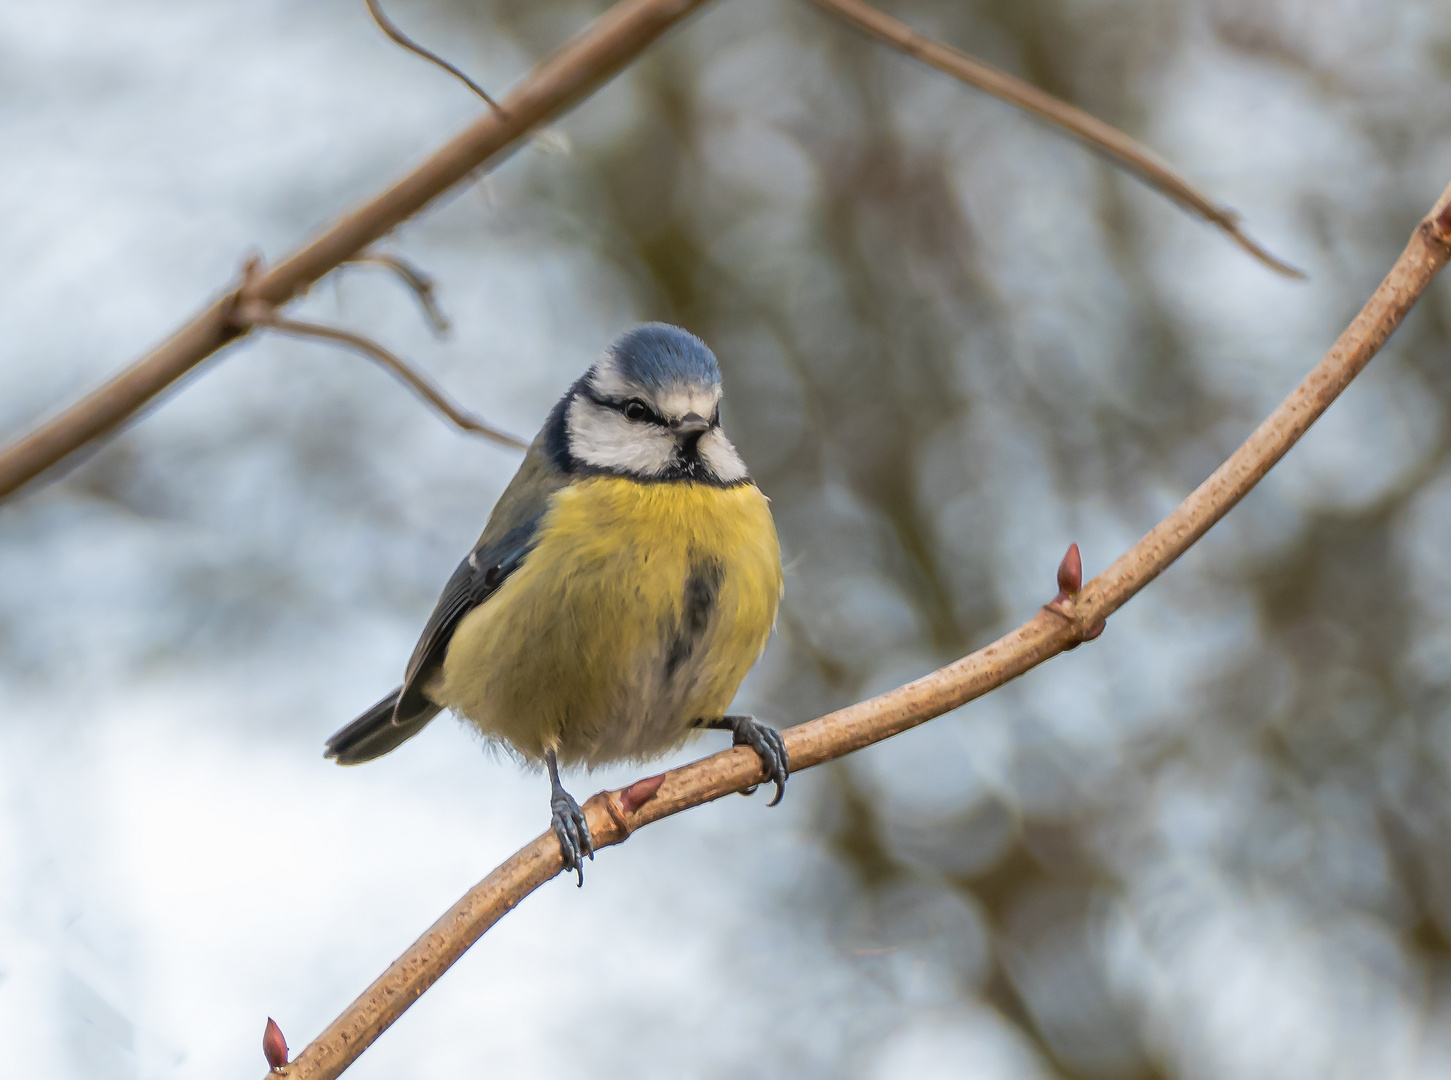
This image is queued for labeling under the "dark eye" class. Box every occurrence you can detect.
[624,400,649,421]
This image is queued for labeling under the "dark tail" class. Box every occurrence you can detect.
[325,687,441,764]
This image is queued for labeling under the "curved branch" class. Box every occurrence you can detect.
[0,0,1314,502]
[341,252,451,337]
[0,0,712,502]
[267,185,1451,1080]
[363,0,506,114]
[237,304,527,450]
[804,0,1305,279]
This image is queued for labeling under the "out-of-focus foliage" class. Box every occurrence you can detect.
[6,0,1451,1077]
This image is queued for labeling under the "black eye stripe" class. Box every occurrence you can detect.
[607,396,665,425]
[580,387,721,429]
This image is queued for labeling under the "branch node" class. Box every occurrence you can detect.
[1043,543,1104,646]
[594,772,667,841]
[1424,203,1451,250]
[227,254,527,451]
[1041,599,1107,649]
[230,253,269,328]
[600,790,630,836]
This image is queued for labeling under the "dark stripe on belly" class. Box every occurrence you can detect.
[665,559,724,679]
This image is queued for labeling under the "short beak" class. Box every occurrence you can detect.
[674,413,710,444]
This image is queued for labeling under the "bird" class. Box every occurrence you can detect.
[324,323,788,884]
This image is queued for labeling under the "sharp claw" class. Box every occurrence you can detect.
[722,715,789,807]
[546,751,592,887]
[550,794,591,886]
[574,812,592,882]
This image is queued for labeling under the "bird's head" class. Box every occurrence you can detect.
[562,323,748,485]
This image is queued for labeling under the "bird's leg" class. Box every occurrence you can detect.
[547,748,593,887]
[703,715,789,807]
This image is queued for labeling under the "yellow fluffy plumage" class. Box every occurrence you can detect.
[432,475,782,768]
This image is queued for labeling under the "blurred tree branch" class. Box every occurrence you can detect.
[341,251,451,336]
[363,0,507,113]
[265,183,1451,1080]
[805,0,1303,278]
[0,0,1304,503]
[233,261,526,450]
[0,0,713,501]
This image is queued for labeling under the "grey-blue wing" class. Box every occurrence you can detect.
[395,518,539,721]
[327,406,570,764]
[323,518,539,764]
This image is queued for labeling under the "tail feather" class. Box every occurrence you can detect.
[325,688,440,764]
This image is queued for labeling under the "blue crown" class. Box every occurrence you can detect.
[609,323,721,391]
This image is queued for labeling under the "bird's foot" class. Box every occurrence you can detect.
[550,787,593,886]
[708,715,789,807]
[546,749,593,887]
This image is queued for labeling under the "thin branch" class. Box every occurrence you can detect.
[267,184,1451,1080]
[804,0,1305,279]
[0,0,1311,502]
[341,252,451,336]
[0,0,712,502]
[235,301,526,451]
[363,0,506,114]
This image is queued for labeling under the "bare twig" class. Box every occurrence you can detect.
[341,252,451,336]
[235,304,526,450]
[269,184,1451,1080]
[0,0,1310,501]
[232,255,522,448]
[805,0,1305,279]
[364,0,505,114]
[0,0,712,502]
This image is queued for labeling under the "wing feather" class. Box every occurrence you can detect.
[390,390,574,724]
[395,519,539,720]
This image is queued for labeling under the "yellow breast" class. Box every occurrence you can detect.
[434,475,783,768]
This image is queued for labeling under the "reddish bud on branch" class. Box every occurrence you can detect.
[263,1017,289,1071]
[620,773,666,814]
[1057,542,1083,597]
[1429,202,1451,247]
[1045,542,1105,646]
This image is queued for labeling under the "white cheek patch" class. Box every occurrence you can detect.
[567,391,750,484]
[567,398,676,476]
[697,429,749,483]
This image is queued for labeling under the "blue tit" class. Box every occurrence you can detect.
[325,323,787,884]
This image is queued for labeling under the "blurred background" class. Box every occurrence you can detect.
[4,0,1451,1076]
